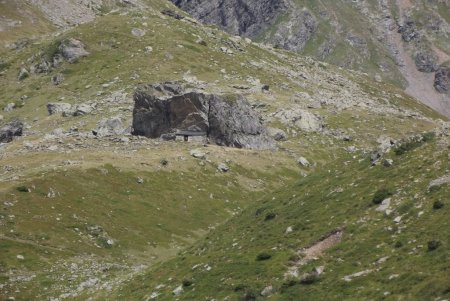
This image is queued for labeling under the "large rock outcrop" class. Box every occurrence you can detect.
[170,0,286,38]
[132,82,274,149]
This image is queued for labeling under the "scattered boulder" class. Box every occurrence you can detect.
[190,149,206,159]
[132,82,275,149]
[51,73,64,85]
[93,116,125,137]
[273,107,323,132]
[58,39,89,63]
[131,28,146,37]
[297,156,310,167]
[47,103,72,115]
[383,159,393,167]
[172,285,183,296]
[3,103,16,112]
[377,136,396,152]
[0,120,23,143]
[375,198,391,213]
[370,150,382,166]
[268,127,287,141]
[434,67,450,94]
[30,60,51,74]
[17,67,29,80]
[398,21,419,42]
[415,52,438,73]
[285,226,293,234]
[70,103,96,116]
[217,163,229,172]
[87,225,103,236]
[260,285,274,297]
[343,269,372,282]
[428,174,450,190]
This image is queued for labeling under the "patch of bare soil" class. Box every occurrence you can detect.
[285,229,343,278]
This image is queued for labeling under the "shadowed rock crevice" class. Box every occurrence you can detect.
[132,82,275,149]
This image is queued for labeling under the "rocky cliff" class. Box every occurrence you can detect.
[170,0,286,38]
[132,82,275,149]
[170,0,450,116]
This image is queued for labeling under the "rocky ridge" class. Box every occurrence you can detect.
[171,0,450,116]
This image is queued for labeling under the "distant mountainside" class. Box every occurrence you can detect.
[171,0,450,116]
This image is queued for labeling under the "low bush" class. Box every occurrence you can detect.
[394,132,435,155]
[433,200,444,209]
[428,240,441,251]
[16,186,29,193]
[264,212,276,221]
[372,188,393,204]
[256,252,272,261]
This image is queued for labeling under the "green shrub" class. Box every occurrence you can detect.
[264,212,276,221]
[16,186,29,193]
[428,240,441,251]
[394,133,434,155]
[256,252,272,261]
[433,200,444,209]
[394,241,403,248]
[372,188,393,204]
[281,277,299,291]
[422,132,435,142]
[182,279,193,287]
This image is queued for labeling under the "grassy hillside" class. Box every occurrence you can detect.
[109,133,450,300]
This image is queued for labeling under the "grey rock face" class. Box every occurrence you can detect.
[132,82,274,149]
[0,120,23,143]
[170,0,286,37]
[58,39,89,63]
[434,67,450,94]
[415,52,438,73]
[272,9,317,52]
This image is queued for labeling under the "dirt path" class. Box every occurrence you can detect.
[285,230,343,278]
[0,234,69,253]
[381,0,450,117]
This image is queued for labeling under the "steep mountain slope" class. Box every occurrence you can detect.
[171,0,450,116]
[0,1,448,300]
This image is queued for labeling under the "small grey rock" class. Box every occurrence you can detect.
[217,163,229,172]
[297,156,310,167]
